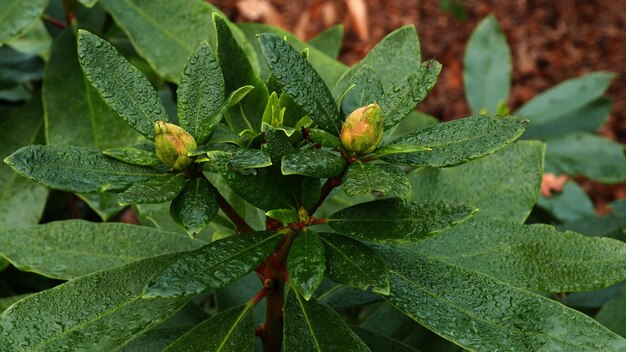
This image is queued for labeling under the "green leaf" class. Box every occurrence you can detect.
[307,128,342,148]
[78,0,98,7]
[0,254,191,350]
[5,145,172,193]
[374,144,431,156]
[164,304,254,351]
[259,33,341,135]
[379,246,626,352]
[380,60,442,129]
[516,71,616,125]
[46,29,141,149]
[536,181,595,222]
[177,41,225,143]
[229,149,273,170]
[410,219,626,292]
[287,231,326,300]
[170,178,219,237]
[5,19,52,59]
[263,125,295,165]
[266,208,298,225]
[340,65,384,116]
[0,294,30,314]
[282,149,346,178]
[318,233,389,294]
[144,231,282,298]
[328,198,476,243]
[382,114,527,167]
[382,110,437,144]
[0,220,204,280]
[77,30,169,138]
[77,192,126,221]
[342,163,411,197]
[463,15,512,114]
[100,0,219,82]
[103,143,161,166]
[410,141,545,223]
[284,289,371,351]
[215,14,268,133]
[262,91,284,127]
[118,173,186,205]
[351,327,420,352]
[0,97,47,229]
[0,0,48,44]
[308,25,343,59]
[544,133,626,183]
[596,285,626,338]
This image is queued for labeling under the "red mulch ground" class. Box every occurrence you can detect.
[212,0,626,212]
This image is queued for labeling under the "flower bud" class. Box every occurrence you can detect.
[340,103,383,155]
[154,121,197,170]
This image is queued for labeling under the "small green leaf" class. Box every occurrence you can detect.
[262,91,285,127]
[164,304,254,351]
[318,233,389,294]
[263,125,295,165]
[379,246,626,351]
[178,41,225,143]
[144,231,282,298]
[229,149,273,170]
[463,15,512,114]
[5,145,173,193]
[282,149,346,178]
[284,289,371,351]
[382,114,527,167]
[77,30,169,138]
[103,143,161,166]
[307,128,342,148]
[329,198,476,243]
[225,85,256,108]
[170,178,219,237]
[259,33,341,135]
[343,163,411,197]
[340,65,384,116]
[0,0,48,44]
[308,25,343,59]
[0,220,204,280]
[118,174,186,206]
[596,285,626,338]
[266,209,299,225]
[287,231,326,300]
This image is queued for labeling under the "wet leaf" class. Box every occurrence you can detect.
[170,178,219,237]
[596,285,626,338]
[0,0,48,44]
[118,174,186,205]
[340,65,383,116]
[307,128,342,148]
[287,231,326,300]
[343,163,411,197]
[308,25,343,59]
[282,149,346,178]
[103,143,161,166]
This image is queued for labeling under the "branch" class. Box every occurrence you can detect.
[217,193,254,234]
[307,173,344,215]
[43,14,67,29]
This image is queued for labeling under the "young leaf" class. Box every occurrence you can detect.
[215,14,269,133]
[410,141,545,223]
[177,41,225,143]
[307,128,342,148]
[164,305,254,352]
[266,208,299,225]
[259,33,341,135]
[308,24,344,59]
[378,246,626,351]
[463,15,512,114]
[0,254,193,350]
[283,289,371,351]
[410,219,626,292]
[287,231,326,300]
[144,231,282,298]
[77,30,169,138]
[0,0,48,44]
[318,233,389,294]
[382,114,527,167]
[328,198,476,243]
[170,178,219,237]
[103,143,161,166]
[0,220,204,280]
[118,174,186,205]
[263,125,295,164]
[262,91,285,127]
[343,163,411,198]
[340,65,384,116]
[5,145,172,193]
[282,149,346,178]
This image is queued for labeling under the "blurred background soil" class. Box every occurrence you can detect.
[211,0,626,211]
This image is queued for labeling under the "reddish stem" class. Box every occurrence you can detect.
[43,14,67,29]
[217,194,254,234]
[249,288,269,306]
[307,174,344,215]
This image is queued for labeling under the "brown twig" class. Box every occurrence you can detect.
[216,193,254,234]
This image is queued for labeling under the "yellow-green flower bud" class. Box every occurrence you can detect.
[340,103,383,155]
[154,121,197,170]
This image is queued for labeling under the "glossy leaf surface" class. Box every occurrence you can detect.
[308,25,343,59]
[118,174,186,205]
[0,0,48,44]
[170,178,219,237]
[282,149,346,178]
[103,143,161,166]
[287,231,326,300]
[340,65,383,116]
[343,163,411,197]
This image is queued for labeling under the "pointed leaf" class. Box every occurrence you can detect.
[343,163,411,197]
[382,114,527,167]
[0,254,191,350]
[282,149,346,178]
[379,246,626,352]
[170,178,219,237]
[308,25,343,59]
[410,219,626,292]
[118,174,186,205]
[0,220,204,280]
[287,231,326,300]
[178,41,225,143]
[259,33,341,135]
[164,305,254,351]
[77,30,169,138]
[463,15,512,114]
[307,128,342,148]
[340,65,384,115]
[0,0,48,44]
[103,143,161,166]
[266,209,298,225]
[284,289,371,351]
[145,231,282,298]
[328,198,476,243]
[318,233,389,294]
[5,145,173,193]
